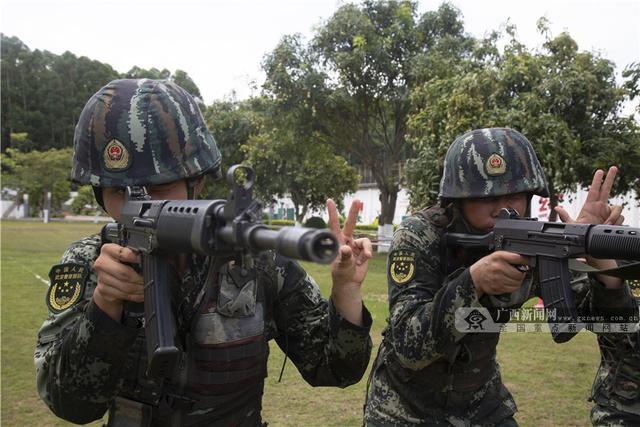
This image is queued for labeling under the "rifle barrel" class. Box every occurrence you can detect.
[588,225,640,260]
[246,225,338,264]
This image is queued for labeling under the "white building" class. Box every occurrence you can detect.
[274,185,640,227]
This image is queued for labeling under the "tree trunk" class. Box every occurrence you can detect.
[377,185,398,253]
[378,185,398,226]
[299,205,308,226]
[293,204,302,226]
[548,192,559,222]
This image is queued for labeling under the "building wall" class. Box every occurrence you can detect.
[531,190,640,227]
[273,187,639,227]
[0,200,25,219]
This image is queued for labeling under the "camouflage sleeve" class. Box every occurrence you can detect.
[569,269,638,321]
[34,235,139,424]
[271,255,372,387]
[587,278,637,316]
[386,215,483,371]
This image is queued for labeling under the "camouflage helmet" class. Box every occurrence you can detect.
[439,128,549,199]
[71,78,221,187]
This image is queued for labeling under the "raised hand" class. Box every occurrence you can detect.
[327,199,373,287]
[555,166,624,226]
[326,199,373,326]
[554,166,623,288]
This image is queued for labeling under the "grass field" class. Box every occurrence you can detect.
[1,220,600,426]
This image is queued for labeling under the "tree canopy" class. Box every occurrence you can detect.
[2,3,639,222]
[405,20,640,217]
[1,34,204,152]
[2,148,73,214]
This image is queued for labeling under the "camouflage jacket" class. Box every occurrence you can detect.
[590,279,640,426]
[365,204,635,427]
[35,234,372,426]
[591,331,640,425]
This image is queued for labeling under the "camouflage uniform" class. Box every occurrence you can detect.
[34,79,373,426]
[36,235,372,426]
[590,282,640,426]
[363,128,635,426]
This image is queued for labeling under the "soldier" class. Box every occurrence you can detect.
[35,78,373,426]
[589,282,640,426]
[363,128,636,426]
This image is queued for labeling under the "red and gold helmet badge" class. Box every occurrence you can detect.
[485,153,507,176]
[103,139,130,171]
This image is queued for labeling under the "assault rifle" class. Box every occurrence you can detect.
[444,208,640,343]
[102,165,339,379]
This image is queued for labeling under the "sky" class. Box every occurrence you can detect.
[1,0,639,105]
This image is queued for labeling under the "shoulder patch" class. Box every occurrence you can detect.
[389,250,417,286]
[629,279,640,302]
[46,263,88,313]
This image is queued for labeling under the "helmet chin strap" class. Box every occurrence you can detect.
[186,178,197,200]
[186,176,205,200]
[93,187,106,211]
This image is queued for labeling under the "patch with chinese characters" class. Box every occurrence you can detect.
[485,153,506,176]
[46,263,88,313]
[389,250,416,285]
[103,139,131,171]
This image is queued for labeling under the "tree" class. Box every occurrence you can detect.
[123,67,203,100]
[2,148,73,215]
[123,66,171,80]
[1,34,119,151]
[242,123,359,223]
[205,97,266,169]
[501,24,640,218]
[201,97,267,197]
[172,70,202,99]
[71,185,104,215]
[405,21,640,217]
[310,1,470,226]
[258,34,361,222]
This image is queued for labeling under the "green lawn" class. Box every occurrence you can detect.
[2,220,600,426]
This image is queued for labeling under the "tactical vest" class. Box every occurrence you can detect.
[378,328,510,420]
[108,258,269,427]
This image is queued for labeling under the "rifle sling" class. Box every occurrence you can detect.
[568,259,640,280]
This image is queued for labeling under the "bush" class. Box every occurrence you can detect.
[71,186,104,215]
[270,219,295,227]
[304,216,327,229]
[355,224,378,231]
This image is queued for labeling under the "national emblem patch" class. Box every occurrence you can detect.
[389,250,416,285]
[485,153,506,176]
[46,263,88,313]
[103,139,131,171]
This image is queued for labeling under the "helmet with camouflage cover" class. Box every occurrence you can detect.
[71,78,222,188]
[439,127,549,199]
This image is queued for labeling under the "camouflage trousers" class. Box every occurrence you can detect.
[591,404,640,427]
[365,415,519,427]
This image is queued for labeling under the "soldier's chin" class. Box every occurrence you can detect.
[483,222,495,232]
